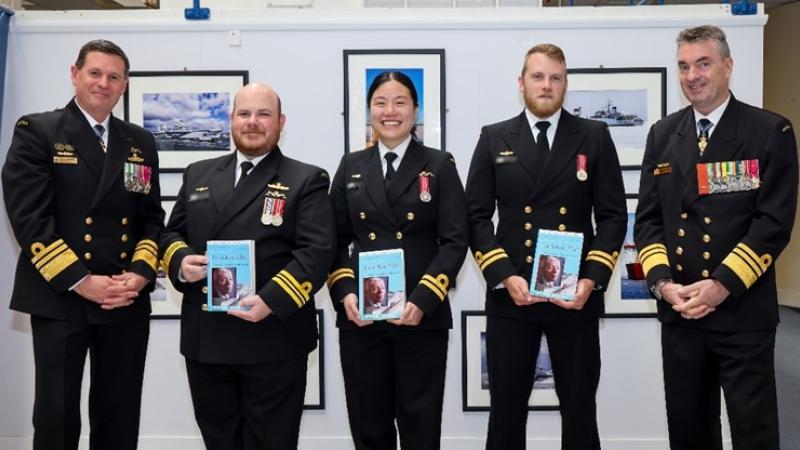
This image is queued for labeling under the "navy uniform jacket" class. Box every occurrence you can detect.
[160,149,335,364]
[2,100,163,323]
[635,96,798,331]
[327,141,469,331]
[466,110,627,321]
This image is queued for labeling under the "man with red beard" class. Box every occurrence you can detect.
[160,83,335,449]
[465,44,626,450]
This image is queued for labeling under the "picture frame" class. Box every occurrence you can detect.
[304,309,326,409]
[343,49,445,153]
[123,70,249,171]
[461,311,559,411]
[564,68,666,166]
[150,196,181,319]
[603,198,658,318]
[622,166,642,197]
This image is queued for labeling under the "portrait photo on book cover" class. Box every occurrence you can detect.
[211,267,251,307]
[362,276,405,315]
[534,255,577,294]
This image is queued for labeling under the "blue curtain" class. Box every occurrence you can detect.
[0,7,14,136]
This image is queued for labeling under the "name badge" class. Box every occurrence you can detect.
[654,162,672,176]
[53,156,78,165]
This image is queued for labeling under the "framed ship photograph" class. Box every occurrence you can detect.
[304,309,325,409]
[123,70,249,171]
[150,197,180,318]
[343,49,445,153]
[564,67,666,166]
[462,311,559,411]
[604,198,658,317]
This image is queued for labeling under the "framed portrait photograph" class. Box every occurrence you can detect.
[304,309,325,409]
[123,70,249,171]
[564,68,666,166]
[604,198,658,317]
[151,196,180,319]
[462,311,559,411]
[343,49,445,153]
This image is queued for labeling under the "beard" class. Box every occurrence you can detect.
[232,128,277,157]
[523,89,565,118]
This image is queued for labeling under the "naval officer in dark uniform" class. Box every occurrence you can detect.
[465,43,627,450]
[160,83,335,450]
[2,40,163,450]
[327,71,468,450]
[635,25,798,450]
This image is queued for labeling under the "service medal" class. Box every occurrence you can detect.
[418,171,432,203]
[271,197,286,226]
[576,154,588,181]
[262,197,275,225]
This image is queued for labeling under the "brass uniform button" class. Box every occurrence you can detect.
[559,207,567,215]
[84,252,92,260]
[359,212,366,220]
[201,286,208,294]
[85,217,93,225]
[121,217,129,225]
[525,255,534,264]
[676,264,683,272]
[121,234,129,242]
[558,224,566,231]
[84,234,92,243]
[703,252,711,260]
[677,229,685,237]
[395,232,403,240]
[120,252,128,259]
[524,239,533,248]
[702,269,710,278]
[675,246,683,255]
[680,212,688,219]
[524,206,533,214]
[703,234,711,243]
[368,232,376,241]
[524,223,533,231]
[704,217,712,224]
[407,212,415,221]
[201,304,208,311]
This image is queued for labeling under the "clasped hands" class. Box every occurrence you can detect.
[503,275,594,310]
[74,272,149,311]
[659,279,729,320]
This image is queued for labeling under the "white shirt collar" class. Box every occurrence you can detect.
[378,134,412,175]
[235,150,270,186]
[525,108,562,146]
[693,92,731,139]
[74,99,111,145]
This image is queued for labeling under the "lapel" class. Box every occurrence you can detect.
[529,109,583,200]
[386,140,428,205]
[64,100,104,182]
[208,149,280,239]
[501,111,543,183]
[362,146,398,226]
[90,116,134,210]
[208,152,237,213]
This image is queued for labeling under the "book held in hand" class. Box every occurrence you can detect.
[529,230,584,301]
[358,249,406,321]
[206,240,256,312]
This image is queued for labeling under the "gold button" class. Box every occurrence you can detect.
[395,232,403,240]
[677,229,685,237]
[368,232,376,241]
[704,217,711,225]
[559,207,567,215]
[703,234,711,243]
[85,217,93,225]
[121,234,129,242]
[675,246,683,255]
[84,234,92,243]
[84,252,92,260]
[524,223,533,231]
[680,212,688,220]
[122,217,129,225]
[524,206,533,214]
[558,224,566,231]
[525,255,533,264]
[201,286,208,294]
[524,239,533,248]
[359,212,366,220]
[201,304,208,311]
[407,212,415,221]
[703,252,710,260]
[676,264,683,272]
[120,252,127,259]
[702,269,710,278]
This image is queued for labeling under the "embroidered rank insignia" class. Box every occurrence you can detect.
[195,186,209,192]
[320,171,329,179]
[782,125,792,133]
[127,147,145,163]
[124,162,153,194]
[654,162,671,176]
[267,182,290,191]
[499,150,514,156]
[16,119,29,127]
[351,174,362,179]
[697,159,759,195]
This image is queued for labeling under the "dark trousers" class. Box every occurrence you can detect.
[339,329,449,450]
[185,355,308,450]
[30,315,149,450]
[661,322,779,450]
[485,314,601,450]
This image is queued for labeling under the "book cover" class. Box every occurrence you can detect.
[358,249,406,321]
[206,240,256,312]
[529,229,584,301]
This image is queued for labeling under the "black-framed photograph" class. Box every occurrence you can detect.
[150,196,180,319]
[564,68,666,166]
[343,49,445,153]
[604,198,658,317]
[462,311,559,411]
[123,70,249,170]
[304,309,325,409]
[622,166,642,196]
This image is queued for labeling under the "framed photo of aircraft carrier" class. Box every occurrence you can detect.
[123,70,249,171]
[564,67,666,166]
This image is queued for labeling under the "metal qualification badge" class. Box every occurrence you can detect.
[418,171,432,203]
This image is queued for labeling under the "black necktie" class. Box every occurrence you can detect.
[384,152,398,185]
[236,161,254,190]
[535,121,551,153]
[697,118,713,156]
[94,124,106,152]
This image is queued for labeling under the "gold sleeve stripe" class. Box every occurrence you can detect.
[40,250,79,282]
[135,239,158,251]
[161,241,189,276]
[722,252,759,288]
[420,279,446,301]
[278,270,312,301]
[639,244,669,277]
[34,242,69,270]
[273,270,313,308]
[132,248,158,272]
[736,243,771,273]
[31,239,66,264]
[586,250,616,269]
[586,255,615,271]
[327,268,355,288]
[420,274,449,301]
[474,248,506,265]
[273,276,305,308]
[479,253,509,271]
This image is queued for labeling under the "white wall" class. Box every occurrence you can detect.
[0,5,765,449]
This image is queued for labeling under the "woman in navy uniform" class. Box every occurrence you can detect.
[328,71,468,450]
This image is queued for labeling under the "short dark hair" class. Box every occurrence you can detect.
[75,39,130,76]
[676,25,731,59]
[521,43,566,76]
[367,71,419,108]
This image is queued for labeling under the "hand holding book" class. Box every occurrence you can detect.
[548,278,595,310]
[227,295,272,322]
[343,293,373,327]
[180,254,208,283]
